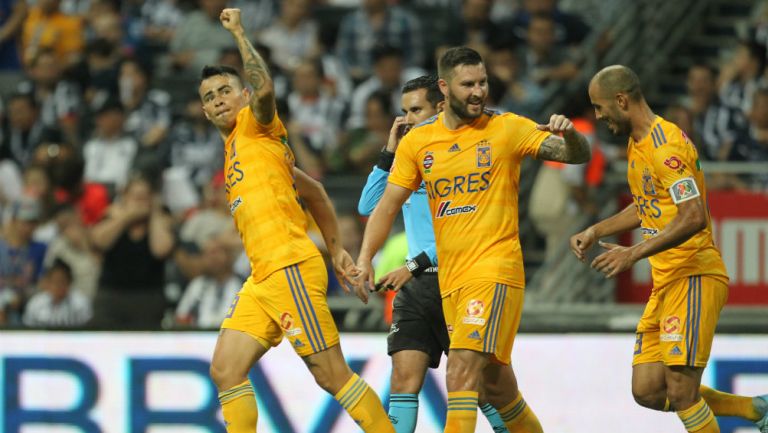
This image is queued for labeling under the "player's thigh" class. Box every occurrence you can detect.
[445,348,489,391]
[256,256,341,357]
[658,275,728,368]
[444,282,523,365]
[633,289,662,366]
[210,328,270,391]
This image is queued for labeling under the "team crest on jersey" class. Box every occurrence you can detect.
[642,168,656,196]
[423,152,434,174]
[476,140,491,168]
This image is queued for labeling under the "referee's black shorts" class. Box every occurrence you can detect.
[386,272,449,368]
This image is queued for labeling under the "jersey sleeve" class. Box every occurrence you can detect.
[506,113,551,158]
[241,106,286,137]
[358,167,389,216]
[651,129,702,204]
[388,135,422,191]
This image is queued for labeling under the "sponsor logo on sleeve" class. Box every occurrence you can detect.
[670,177,700,204]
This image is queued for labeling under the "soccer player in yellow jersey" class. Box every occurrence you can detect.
[202,9,394,433]
[353,46,591,433]
[572,65,768,433]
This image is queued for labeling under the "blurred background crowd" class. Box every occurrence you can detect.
[0,0,765,330]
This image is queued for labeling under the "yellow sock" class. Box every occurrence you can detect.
[700,385,762,421]
[498,392,543,433]
[664,398,672,412]
[218,380,258,433]
[334,373,394,433]
[444,391,478,433]
[677,398,719,432]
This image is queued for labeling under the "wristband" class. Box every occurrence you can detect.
[377,150,395,171]
[405,251,433,277]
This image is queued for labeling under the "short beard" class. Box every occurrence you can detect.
[448,93,484,120]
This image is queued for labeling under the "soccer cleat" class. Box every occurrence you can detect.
[755,395,768,433]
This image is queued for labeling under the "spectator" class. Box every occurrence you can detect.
[730,87,768,191]
[0,0,28,71]
[82,97,138,190]
[22,259,92,327]
[0,195,48,324]
[89,174,174,329]
[135,0,183,54]
[74,37,122,106]
[718,40,767,115]
[168,0,234,77]
[43,205,100,299]
[682,64,746,160]
[347,45,424,130]
[119,58,171,150]
[336,0,424,81]
[17,48,82,145]
[175,236,239,328]
[31,143,110,226]
[0,92,61,167]
[486,46,545,117]
[518,13,580,86]
[345,91,394,174]
[287,60,345,178]
[165,95,223,192]
[258,0,321,73]
[509,0,591,47]
[231,0,277,36]
[439,0,511,51]
[21,0,85,66]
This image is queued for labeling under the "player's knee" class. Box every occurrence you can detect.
[209,361,232,391]
[390,364,424,394]
[666,383,699,409]
[631,381,668,410]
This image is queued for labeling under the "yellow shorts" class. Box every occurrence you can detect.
[442,282,523,365]
[633,275,728,368]
[221,255,339,357]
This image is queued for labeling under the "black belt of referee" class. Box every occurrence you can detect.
[423,266,438,274]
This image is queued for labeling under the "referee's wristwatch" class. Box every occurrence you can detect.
[406,251,432,278]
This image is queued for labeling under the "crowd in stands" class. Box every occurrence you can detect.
[0,0,764,330]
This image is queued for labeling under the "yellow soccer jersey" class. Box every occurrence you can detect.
[389,111,550,295]
[627,116,728,288]
[224,107,320,283]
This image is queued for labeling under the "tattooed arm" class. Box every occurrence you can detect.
[220,8,275,125]
[535,114,591,164]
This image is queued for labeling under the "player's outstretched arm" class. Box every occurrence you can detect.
[536,114,591,164]
[590,198,707,278]
[570,204,640,261]
[294,168,357,290]
[220,8,275,125]
[354,183,412,304]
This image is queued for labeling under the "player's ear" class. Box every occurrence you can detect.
[436,100,446,112]
[438,78,449,96]
[616,93,629,111]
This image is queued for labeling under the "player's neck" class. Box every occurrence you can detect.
[442,108,474,130]
[630,103,656,143]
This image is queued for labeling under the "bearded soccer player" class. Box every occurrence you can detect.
[358,75,509,433]
[353,46,591,433]
[203,9,393,433]
[571,65,768,433]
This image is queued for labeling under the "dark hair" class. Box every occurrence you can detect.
[8,92,38,109]
[47,259,73,282]
[402,75,443,107]
[200,65,243,86]
[366,90,392,114]
[438,46,483,79]
[740,40,768,73]
[689,63,717,78]
[372,44,404,64]
[121,56,152,82]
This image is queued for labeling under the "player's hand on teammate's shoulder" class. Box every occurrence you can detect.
[591,241,638,278]
[375,266,412,292]
[386,116,410,153]
[219,8,243,33]
[537,113,575,134]
[570,226,597,262]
